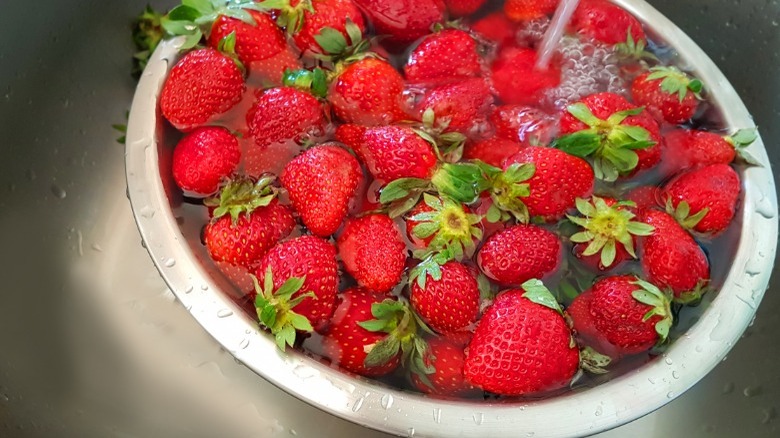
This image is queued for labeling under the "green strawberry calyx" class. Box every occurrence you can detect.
[407,194,483,260]
[282,67,329,99]
[408,248,456,290]
[553,103,657,182]
[474,159,535,224]
[216,31,246,72]
[674,279,710,306]
[417,108,468,163]
[567,196,655,268]
[132,6,165,79]
[430,162,492,204]
[646,66,704,102]
[614,27,657,63]
[631,279,673,345]
[664,198,709,231]
[253,267,315,351]
[258,0,313,36]
[161,0,267,50]
[379,177,432,218]
[579,346,612,375]
[521,279,563,316]
[358,299,434,378]
[314,18,374,62]
[725,127,762,166]
[204,174,279,224]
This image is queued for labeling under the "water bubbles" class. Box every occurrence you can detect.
[217,309,233,318]
[380,393,394,410]
[351,397,364,413]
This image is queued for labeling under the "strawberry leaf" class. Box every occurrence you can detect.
[579,346,612,374]
[380,178,430,204]
[521,279,563,315]
[364,335,401,367]
[567,103,601,127]
[729,128,758,147]
[553,131,602,157]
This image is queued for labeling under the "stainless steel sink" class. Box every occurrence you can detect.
[1,0,778,436]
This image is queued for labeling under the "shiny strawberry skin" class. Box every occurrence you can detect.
[503,146,594,220]
[462,138,523,168]
[329,58,407,126]
[292,0,367,54]
[247,87,327,149]
[662,129,736,176]
[411,261,480,334]
[353,0,446,49]
[626,185,663,213]
[631,71,699,125]
[321,288,401,376]
[256,235,339,332]
[445,0,486,17]
[491,104,557,146]
[337,214,407,292]
[663,164,741,235]
[415,78,494,136]
[477,224,561,286]
[160,48,245,131]
[640,210,710,298]
[404,29,483,83]
[491,46,561,106]
[411,335,476,396]
[571,0,646,45]
[337,125,438,182]
[204,200,295,269]
[280,144,363,237]
[470,12,517,48]
[504,0,559,22]
[464,289,579,395]
[172,126,241,196]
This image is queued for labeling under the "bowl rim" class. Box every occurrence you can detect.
[125,1,779,436]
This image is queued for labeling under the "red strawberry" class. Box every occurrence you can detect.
[491,46,561,106]
[204,177,295,269]
[581,275,673,355]
[491,105,558,146]
[321,288,402,376]
[328,57,407,126]
[172,126,241,196]
[625,185,662,213]
[503,146,595,220]
[464,280,579,395]
[444,0,486,17]
[353,0,446,49]
[269,0,368,55]
[336,125,438,182]
[404,195,483,253]
[557,92,661,180]
[470,12,517,48]
[631,67,703,125]
[410,261,480,334]
[504,0,559,22]
[662,164,740,235]
[404,29,483,83]
[414,78,494,136]
[571,0,646,46]
[256,235,339,331]
[160,48,245,131]
[280,144,363,236]
[411,336,476,396]
[338,214,407,292]
[247,87,327,149]
[662,128,757,176]
[463,138,523,167]
[477,224,561,285]
[640,209,710,303]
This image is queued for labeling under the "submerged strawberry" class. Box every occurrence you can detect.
[662,128,758,175]
[491,104,558,146]
[247,86,326,149]
[477,224,561,286]
[462,138,524,168]
[338,214,407,292]
[464,280,579,395]
[414,78,495,136]
[470,12,517,48]
[353,0,446,49]
[172,126,241,196]
[444,0,486,17]
[410,261,480,334]
[571,0,646,45]
[328,57,407,126]
[411,335,476,396]
[631,66,703,124]
[491,46,561,106]
[404,29,484,83]
[504,0,559,22]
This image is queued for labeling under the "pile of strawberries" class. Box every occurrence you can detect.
[156,0,757,398]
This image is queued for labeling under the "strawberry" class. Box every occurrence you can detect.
[410,261,480,334]
[160,48,245,131]
[625,185,662,213]
[477,224,561,286]
[404,29,483,83]
[491,46,561,106]
[469,12,517,48]
[463,138,523,168]
[568,196,654,271]
[464,280,579,395]
[414,78,494,136]
[172,126,241,196]
[502,146,595,220]
[204,176,295,269]
[352,0,446,49]
[256,235,339,331]
[491,105,558,146]
[336,124,438,182]
[557,92,661,181]
[328,57,407,126]
[404,194,483,254]
[247,87,327,150]
[337,214,407,292]
[504,0,559,22]
[662,164,741,235]
[662,128,758,176]
[321,288,402,376]
[571,0,646,46]
[280,144,363,236]
[640,209,710,303]
[411,335,476,396]
[631,67,703,125]
[444,0,486,17]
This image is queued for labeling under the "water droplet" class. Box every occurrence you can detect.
[722,382,735,394]
[406,427,415,437]
[289,429,298,436]
[672,371,680,379]
[90,243,103,252]
[139,206,155,219]
[1,393,9,402]
[239,338,249,349]
[432,408,442,423]
[595,405,603,416]
[761,407,776,424]
[527,433,535,437]
[217,309,233,318]
[380,393,394,410]
[200,284,209,291]
[647,377,656,384]
[292,365,319,380]
[184,285,194,294]
[473,413,484,425]
[695,345,703,353]
[50,185,66,199]
[755,193,776,219]
[26,169,36,181]
[666,391,675,399]
[743,385,762,397]
[351,397,364,413]
[164,258,176,268]
[664,357,673,365]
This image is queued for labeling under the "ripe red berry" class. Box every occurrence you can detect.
[172,126,241,196]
